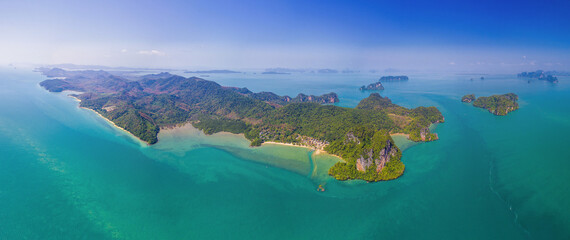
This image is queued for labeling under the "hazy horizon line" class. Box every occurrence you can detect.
[6,62,567,75]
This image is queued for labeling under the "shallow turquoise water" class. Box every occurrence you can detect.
[1,68,569,239]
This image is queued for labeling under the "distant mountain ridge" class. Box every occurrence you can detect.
[185,70,241,74]
[226,87,338,106]
[39,68,340,144]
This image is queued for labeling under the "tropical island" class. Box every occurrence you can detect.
[39,68,443,182]
[359,82,384,91]
[379,76,409,82]
[517,70,559,83]
[461,94,476,103]
[462,93,519,116]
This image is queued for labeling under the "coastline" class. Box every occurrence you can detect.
[67,94,149,146]
[154,123,343,178]
[158,123,344,162]
[66,94,355,164]
[390,133,410,138]
[158,122,343,160]
[67,93,424,157]
[262,141,344,161]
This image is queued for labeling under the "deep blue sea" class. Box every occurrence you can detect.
[1,68,569,239]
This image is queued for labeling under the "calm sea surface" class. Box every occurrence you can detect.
[1,68,569,239]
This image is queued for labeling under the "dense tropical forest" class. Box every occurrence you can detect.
[39,69,443,181]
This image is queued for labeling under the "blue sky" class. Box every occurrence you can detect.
[1,0,569,72]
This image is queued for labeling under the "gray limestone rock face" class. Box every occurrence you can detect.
[356,140,398,173]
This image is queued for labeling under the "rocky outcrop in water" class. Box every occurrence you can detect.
[420,127,438,141]
[359,82,384,91]
[461,94,475,103]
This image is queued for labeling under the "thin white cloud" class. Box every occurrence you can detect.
[137,50,165,56]
[121,49,128,53]
[448,61,456,65]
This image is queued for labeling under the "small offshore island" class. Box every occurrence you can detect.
[380,75,409,82]
[461,94,476,103]
[39,68,443,182]
[358,75,409,91]
[462,93,519,116]
[518,70,559,83]
[359,82,384,91]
